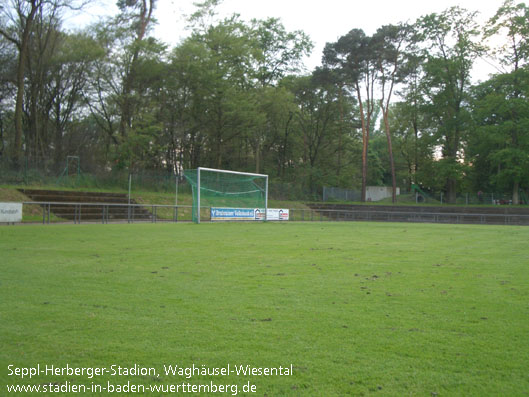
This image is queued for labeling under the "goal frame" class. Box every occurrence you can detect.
[195,167,268,224]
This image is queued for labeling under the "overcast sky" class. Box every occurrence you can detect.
[68,0,507,79]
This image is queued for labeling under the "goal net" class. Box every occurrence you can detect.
[183,167,268,223]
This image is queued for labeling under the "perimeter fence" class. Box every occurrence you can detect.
[1,155,526,205]
[0,155,190,194]
[323,186,528,206]
[0,156,315,201]
[6,202,529,226]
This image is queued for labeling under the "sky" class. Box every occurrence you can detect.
[67,0,507,79]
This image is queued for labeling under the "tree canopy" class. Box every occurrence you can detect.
[0,0,528,203]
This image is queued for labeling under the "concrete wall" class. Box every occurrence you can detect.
[366,186,400,202]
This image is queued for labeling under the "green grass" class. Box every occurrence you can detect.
[1,222,529,395]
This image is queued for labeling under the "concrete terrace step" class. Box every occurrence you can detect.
[20,189,127,198]
[307,203,529,225]
[309,203,529,215]
[22,194,130,204]
[19,189,152,221]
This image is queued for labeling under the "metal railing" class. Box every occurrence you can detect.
[24,201,192,224]
[289,208,529,226]
[5,202,529,226]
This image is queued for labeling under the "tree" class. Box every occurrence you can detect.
[85,5,165,170]
[294,75,332,191]
[470,70,529,203]
[178,16,261,169]
[0,30,17,160]
[115,0,156,139]
[372,23,412,202]
[249,17,312,174]
[47,32,103,168]
[323,29,378,201]
[251,17,312,87]
[388,100,435,191]
[472,1,529,203]
[0,0,86,165]
[486,0,529,73]
[416,7,485,203]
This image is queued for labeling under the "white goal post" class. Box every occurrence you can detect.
[187,167,269,223]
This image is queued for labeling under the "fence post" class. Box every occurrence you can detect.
[466,193,468,205]
[440,192,443,204]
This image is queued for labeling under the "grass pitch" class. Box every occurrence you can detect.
[1,222,528,396]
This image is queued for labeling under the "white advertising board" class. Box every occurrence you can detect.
[0,203,23,223]
[265,208,289,221]
[210,207,289,221]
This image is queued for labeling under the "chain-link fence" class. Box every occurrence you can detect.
[323,186,362,202]
[2,155,527,205]
[0,155,189,194]
[410,190,526,205]
[323,185,528,206]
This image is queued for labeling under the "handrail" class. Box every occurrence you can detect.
[22,201,192,208]
[5,202,529,225]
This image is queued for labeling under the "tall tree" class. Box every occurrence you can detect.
[251,17,312,87]
[115,0,156,139]
[475,0,529,203]
[470,70,529,203]
[0,0,86,165]
[486,0,529,73]
[250,17,312,173]
[416,7,484,203]
[48,32,103,168]
[181,16,261,169]
[372,23,411,202]
[323,29,377,201]
[289,74,342,193]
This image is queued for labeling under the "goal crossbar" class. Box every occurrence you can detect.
[197,167,268,178]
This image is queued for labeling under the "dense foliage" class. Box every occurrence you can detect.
[0,0,528,202]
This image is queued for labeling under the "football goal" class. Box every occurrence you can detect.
[183,167,268,223]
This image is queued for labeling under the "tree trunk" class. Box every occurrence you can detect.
[54,96,63,171]
[10,1,39,167]
[118,0,155,138]
[356,83,368,202]
[255,143,260,174]
[447,178,457,204]
[382,110,397,203]
[513,181,519,205]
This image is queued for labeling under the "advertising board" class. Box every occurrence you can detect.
[0,203,23,223]
[211,207,289,221]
